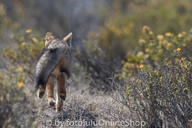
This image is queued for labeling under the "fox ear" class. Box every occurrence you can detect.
[63,32,72,45]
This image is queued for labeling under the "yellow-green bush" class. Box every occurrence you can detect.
[118,25,192,127]
[123,55,192,127]
[3,30,44,64]
[120,26,192,78]
[87,0,192,61]
[0,6,43,126]
[0,28,43,127]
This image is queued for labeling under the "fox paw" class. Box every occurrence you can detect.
[60,93,66,101]
[56,101,63,112]
[48,98,55,107]
[37,87,45,99]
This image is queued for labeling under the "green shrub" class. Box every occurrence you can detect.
[87,0,192,61]
[0,7,43,126]
[123,56,192,127]
[120,26,192,78]
[3,30,44,64]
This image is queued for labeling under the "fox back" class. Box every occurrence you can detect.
[34,39,69,89]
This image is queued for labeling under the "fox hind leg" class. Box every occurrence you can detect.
[55,73,67,112]
[46,77,55,107]
[55,80,62,112]
[59,73,67,101]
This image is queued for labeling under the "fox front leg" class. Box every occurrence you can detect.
[37,85,46,99]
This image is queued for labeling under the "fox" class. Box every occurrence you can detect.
[34,32,72,112]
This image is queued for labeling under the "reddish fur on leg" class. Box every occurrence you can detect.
[58,73,67,101]
[46,77,55,107]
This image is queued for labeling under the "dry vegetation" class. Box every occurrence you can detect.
[0,0,192,128]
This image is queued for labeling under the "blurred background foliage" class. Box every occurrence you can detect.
[0,0,192,127]
[87,0,192,61]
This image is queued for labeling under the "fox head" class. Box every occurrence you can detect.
[45,32,72,48]
[45,32,55,47]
